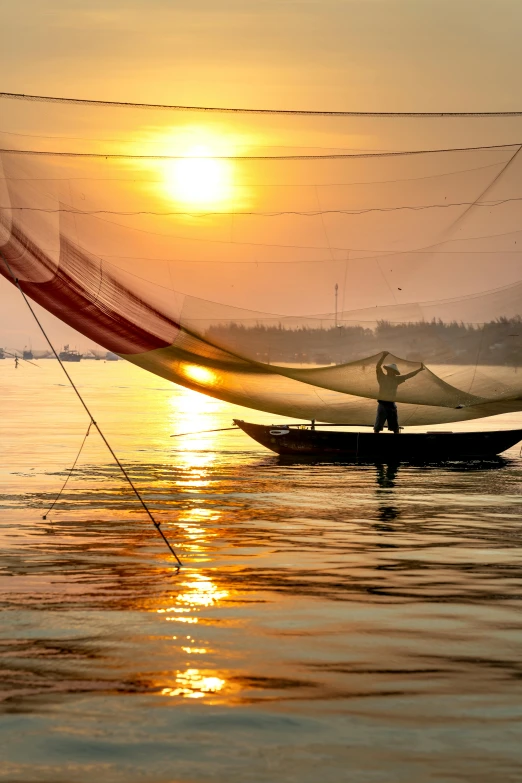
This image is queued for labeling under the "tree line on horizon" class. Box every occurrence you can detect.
[206,317,522,366]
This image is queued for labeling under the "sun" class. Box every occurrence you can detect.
[163,144,233,209]
[130,125,250,212]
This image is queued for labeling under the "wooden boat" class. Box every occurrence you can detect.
[233,420,522,461]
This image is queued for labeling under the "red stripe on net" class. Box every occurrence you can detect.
[0,221,180,354]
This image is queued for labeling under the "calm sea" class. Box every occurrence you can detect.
[1,360,522,783]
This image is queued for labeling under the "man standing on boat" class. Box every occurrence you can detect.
[374,352,425,434]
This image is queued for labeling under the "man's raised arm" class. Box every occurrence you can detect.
[397,362,425,384]
[376,351,387,370]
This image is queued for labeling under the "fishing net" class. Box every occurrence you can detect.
[1,94,522,425]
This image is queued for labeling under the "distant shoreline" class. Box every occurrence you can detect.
[206,317,522,366]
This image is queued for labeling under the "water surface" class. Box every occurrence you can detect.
[1,361,522,782]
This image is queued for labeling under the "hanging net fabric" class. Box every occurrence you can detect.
[1,94,522,425]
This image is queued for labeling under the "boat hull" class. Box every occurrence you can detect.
[233,420,522,461]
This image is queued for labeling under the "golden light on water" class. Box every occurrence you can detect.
[177,574,229,608]
[161,670,225,699]
[156,571,231,700]
[182,647,208,655]
[167,387,221,497]
[177,508,221,553]
[155,386,232,701]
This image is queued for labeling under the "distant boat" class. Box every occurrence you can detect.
[234,420,522,461]
[23,349,34,360]
[0,348,5,360]
[105,352,119,361]
[59,345,81,362]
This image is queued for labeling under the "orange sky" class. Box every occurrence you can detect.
[2,0,522,349]
[3,0,522,112]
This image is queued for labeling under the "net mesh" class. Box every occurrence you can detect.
[1,96,522,425]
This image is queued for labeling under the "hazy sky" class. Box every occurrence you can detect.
[2,0,522,349]
[3,0,522,112]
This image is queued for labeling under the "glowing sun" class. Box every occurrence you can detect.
[164,145,232,209]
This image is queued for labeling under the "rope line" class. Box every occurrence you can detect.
[43,422,92,519]
[0,159,508,185]
[441,144,522,236]
[10,223,522,256]
[3,195,522,217]
[170,426,239,438]
[3,91,522,117]
[0,252,183,568]
[0,141,518,160]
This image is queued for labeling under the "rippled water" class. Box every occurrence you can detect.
[2,361,522,782]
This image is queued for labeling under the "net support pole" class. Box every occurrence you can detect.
[1,253,183,568]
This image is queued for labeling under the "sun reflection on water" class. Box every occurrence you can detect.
[177,507,221,555]
[161,670,225,699]
[177,574,229,608]
[155,567,230,699]
[168,386,224,458]
[181,647,208,655]
[156,388,233,700]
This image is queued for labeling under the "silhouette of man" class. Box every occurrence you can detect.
[374,352,424,434]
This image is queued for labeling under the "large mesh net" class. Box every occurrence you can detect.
[1,95,522,425]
